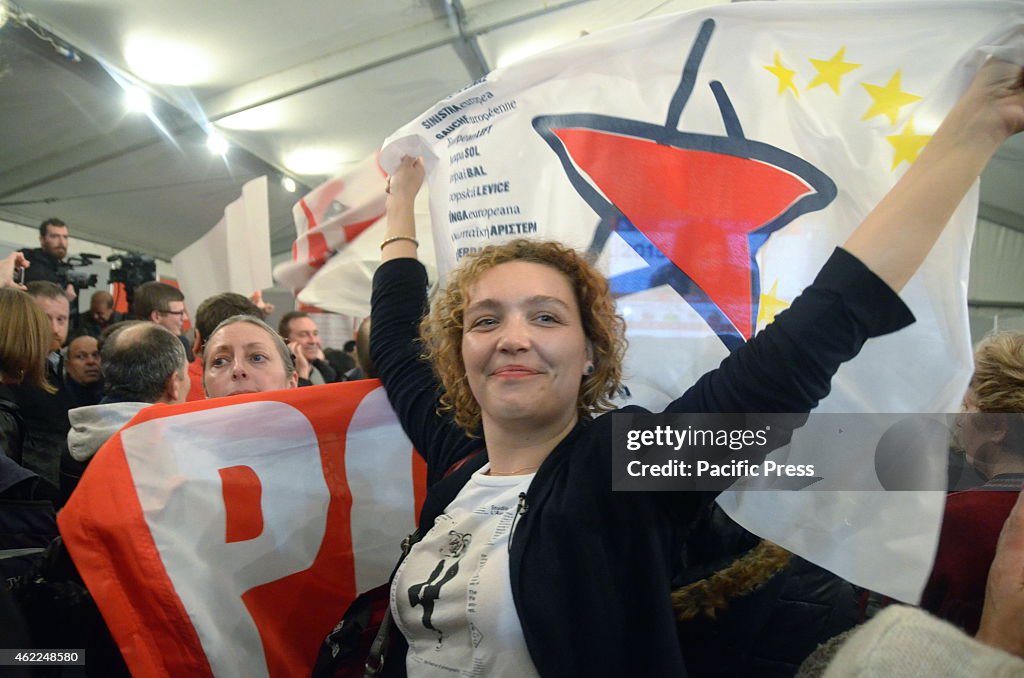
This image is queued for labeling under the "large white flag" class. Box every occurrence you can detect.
[380,0,1024,601]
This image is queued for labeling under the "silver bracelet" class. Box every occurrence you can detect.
[380,235,419,250]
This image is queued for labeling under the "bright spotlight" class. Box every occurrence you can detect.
[124,35,212,86]
[124,86,152,114]
[281,177,297,193]
[206,132,229,156]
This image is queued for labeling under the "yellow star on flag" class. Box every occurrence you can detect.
[807,47,861,94]
[763,51,799,97]
[757,280,791,328]
[886,117,932,169]
[862,70,922,125]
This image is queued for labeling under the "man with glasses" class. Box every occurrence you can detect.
[132,281,193,361]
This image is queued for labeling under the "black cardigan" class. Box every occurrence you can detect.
[370,249,913,677]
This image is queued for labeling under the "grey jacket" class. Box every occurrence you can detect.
[67,402,149,462]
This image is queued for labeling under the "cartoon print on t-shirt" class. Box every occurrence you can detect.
[408,530,472,646]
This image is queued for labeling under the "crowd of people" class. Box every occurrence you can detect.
[0,222,376,511]
[0,56,1022,677]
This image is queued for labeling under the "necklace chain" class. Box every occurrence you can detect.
[488,465,539,476]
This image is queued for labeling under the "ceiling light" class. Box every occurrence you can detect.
[206,132,229,156]
[124,86,152,114]
[281,177,297,193]
[283,148,343,176]
[124,35,212,86]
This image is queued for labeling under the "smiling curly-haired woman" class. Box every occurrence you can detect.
[353,58,1024,677]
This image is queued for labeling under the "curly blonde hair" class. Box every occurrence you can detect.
[420,239,627,434]
[971,331,1024,413]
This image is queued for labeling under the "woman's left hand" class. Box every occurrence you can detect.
[953,58,1024,149]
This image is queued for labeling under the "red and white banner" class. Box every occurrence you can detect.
[273,154,389,299]
[273,153,436,319]
[59,381,426,677]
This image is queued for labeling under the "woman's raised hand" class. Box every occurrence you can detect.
[382,156,426,262]
[387,156,426,205]
[953,57,1024,149]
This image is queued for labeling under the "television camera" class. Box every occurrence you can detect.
[108,252,156,305]
[56,254,101,291]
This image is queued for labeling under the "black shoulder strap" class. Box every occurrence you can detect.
[364,449,484,676]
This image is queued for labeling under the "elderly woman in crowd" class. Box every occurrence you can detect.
[922,331,1024,633]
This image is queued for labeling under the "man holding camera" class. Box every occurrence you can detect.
[19,217,77,301]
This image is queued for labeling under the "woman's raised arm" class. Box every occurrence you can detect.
[373,155,477,479]
[382,155,426,263]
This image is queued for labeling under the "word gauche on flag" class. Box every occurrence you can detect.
[379,0,1024,601]
[59,381,426,677]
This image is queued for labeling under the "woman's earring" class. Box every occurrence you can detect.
[584,363,595,376]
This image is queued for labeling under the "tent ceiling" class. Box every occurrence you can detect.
[0,0,1021,264]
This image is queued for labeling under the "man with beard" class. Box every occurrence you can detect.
[20,218,76,301]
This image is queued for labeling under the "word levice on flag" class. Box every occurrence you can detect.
[58,380,426,677]
[380,1,1023,602]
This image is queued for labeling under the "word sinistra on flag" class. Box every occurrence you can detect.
[379,0,1024,602]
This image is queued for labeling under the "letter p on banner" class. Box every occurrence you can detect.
[58,381,426,677]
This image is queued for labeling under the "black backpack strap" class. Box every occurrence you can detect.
[363,531,422,677]
[313,450,484,678]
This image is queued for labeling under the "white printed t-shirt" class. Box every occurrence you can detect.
[391,466,539,677]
